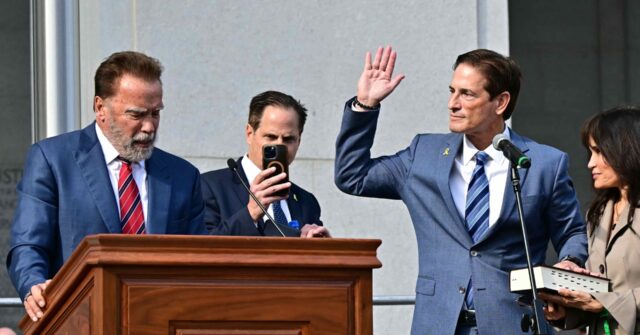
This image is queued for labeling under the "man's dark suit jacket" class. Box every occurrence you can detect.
[7,123,207,300]
[201,157,322,237]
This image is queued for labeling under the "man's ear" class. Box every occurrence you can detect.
[94,96,107,123]
[495,91,511,117]
[245,123,254,145]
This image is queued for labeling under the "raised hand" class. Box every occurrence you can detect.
[356,46,405,108]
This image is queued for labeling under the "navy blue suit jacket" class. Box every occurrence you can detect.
[7,123,206,299]
[201,157,322,237]
[335,100,587,334]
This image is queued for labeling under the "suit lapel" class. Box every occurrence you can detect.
[509,130,531,186]
[486,130,532,238]
[607,204,635,254]
[588,201,613,266]
[146,151,170,234]
[435,134,471,244]
[74,124,121,233]
[287,185,304,222]
[233,158,251,204]
[235,158,265,233]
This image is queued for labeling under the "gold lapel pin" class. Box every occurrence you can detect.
[293,193,298,201]
[443,147,450,156]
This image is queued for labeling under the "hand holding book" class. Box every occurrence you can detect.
[538,288,605,314]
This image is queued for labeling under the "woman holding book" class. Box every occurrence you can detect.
[539,106,640,335]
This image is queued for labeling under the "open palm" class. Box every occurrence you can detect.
[357,46,405,107]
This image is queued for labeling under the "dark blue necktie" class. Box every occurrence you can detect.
[464,151,490,308]
[271,201,288,226]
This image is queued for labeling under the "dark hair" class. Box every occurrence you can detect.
[248,91,307,133]
[580,105,640,231]
[454,49,522,120]
[94,51,163,99]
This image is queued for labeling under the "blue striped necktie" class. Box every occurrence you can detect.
[466,151,490,242]
[271,201,288,226]
[464,151,490,308]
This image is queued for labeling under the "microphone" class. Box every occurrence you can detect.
[227,158,286,237]
[492,134,531,168]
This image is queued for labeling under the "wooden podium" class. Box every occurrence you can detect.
[20,235,381,335]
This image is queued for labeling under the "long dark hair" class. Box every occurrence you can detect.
[580,106,640,232]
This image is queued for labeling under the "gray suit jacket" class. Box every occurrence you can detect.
[334,99,587,334]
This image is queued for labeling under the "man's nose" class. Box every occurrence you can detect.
[448,94,460,111]
[140,117,156,134]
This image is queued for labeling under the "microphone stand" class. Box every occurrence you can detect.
[510,164,546,334]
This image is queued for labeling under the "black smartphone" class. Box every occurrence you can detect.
[262,144,289,196]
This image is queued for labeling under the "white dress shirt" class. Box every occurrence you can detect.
[450,127,511,227]
[95,124,149,222]
[241,155,291,224]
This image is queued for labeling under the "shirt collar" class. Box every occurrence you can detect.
[461,126,510,165]
[241,154,262,184]
[96,123,121,165]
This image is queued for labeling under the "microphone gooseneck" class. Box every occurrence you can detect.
[227,158,286,237]
[492,134,531,168]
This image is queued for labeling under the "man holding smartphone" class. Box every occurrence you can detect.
[201,90,329,237]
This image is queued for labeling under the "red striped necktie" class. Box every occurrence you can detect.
[118,158,146,234]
